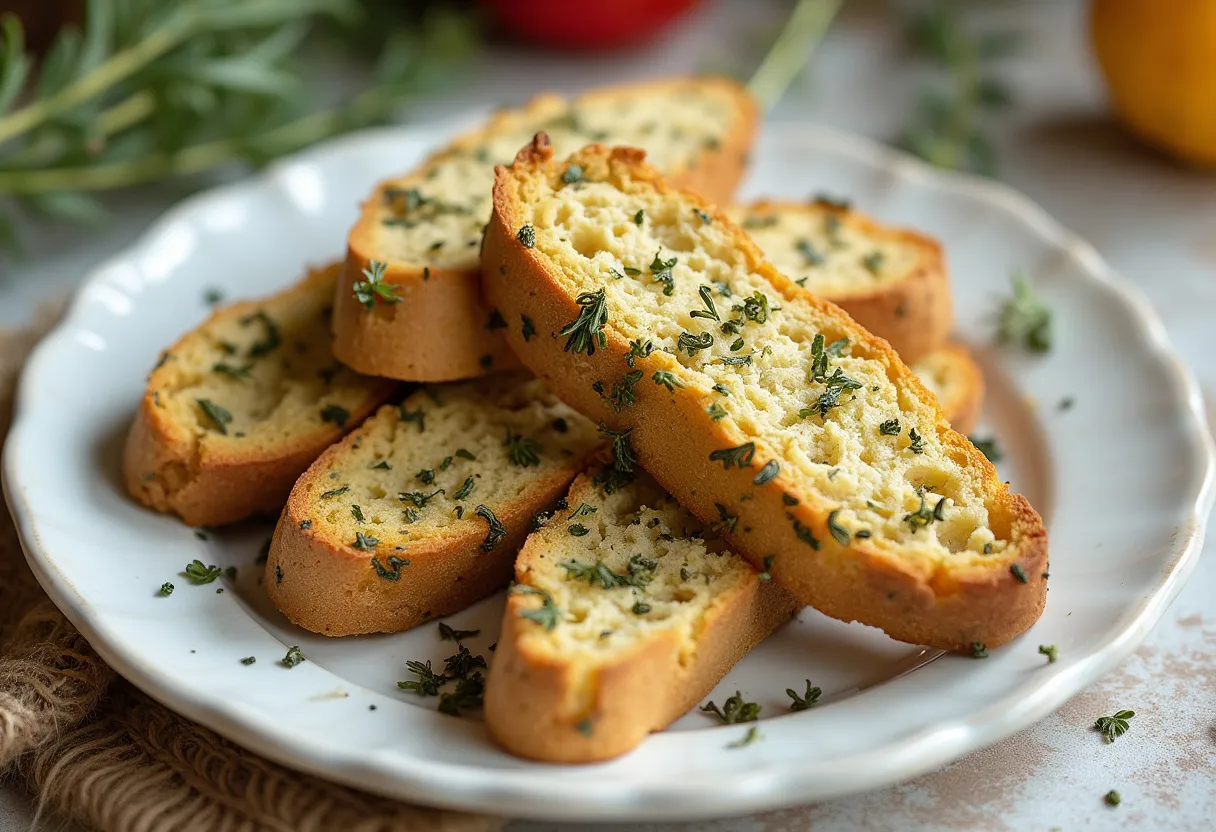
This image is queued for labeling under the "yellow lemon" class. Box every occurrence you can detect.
[1091,0,1216,167]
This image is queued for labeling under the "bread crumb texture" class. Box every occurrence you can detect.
[292,375,601,552]
[502,145,1032,583]
[517,472,760,662]
[368,80,745,271]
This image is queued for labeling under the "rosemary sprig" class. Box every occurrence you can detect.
[0,0,477,248]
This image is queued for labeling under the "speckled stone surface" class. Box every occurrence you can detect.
[2,2,1213,830]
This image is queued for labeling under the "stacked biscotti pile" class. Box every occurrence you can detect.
[123,78,1046,763]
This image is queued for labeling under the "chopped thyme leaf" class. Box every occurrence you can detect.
[907,428,926,454]
[320,404,350,428]
[998,271,1052,353]
[203,287,224,305]
[809,333,830,382]
[652,370,685,391]
[371,556,409,581]
[813,193,852,211]
[737,291,771,324]
[352,532,379,550]
[521,314,536,341]
[790,515,820,549]
[727,725,760,749]
[453,477,475,500]
[701,691,760,724]
[862,250,885,274]
[475,505,507,551]
[352,260,400,310]
[634,209,644,226]
[971,436,1003,463]
[678,331,714,355]
[560,289,609,355]
[212,362,252,380]
[159,582,174,596]
[623,266,641,276]
[626,338,653,367]
[690,285,720,321]
[438,671,485,716]
[1105,790,1121,807]
[1059,396,1075,411]
[970,642,989,658]
[398,406,425,432]
[695,208,713,224]
[783,494,799,506]
[797,238,825,266]
[399,489,445,509]
[801,368,864,419]
[196,399,232,434]
[517,225,536,248]
[757,555,775,581]
[183,560,222,584]
[513,585,562,630]
[455,448,476,461]
[786,679,822,711]
[711,503,738,535]
[709,442,755,470]
[561,558,650,589]
[569,503,598,519]
[904,490,937,533]
[562,163,584,185]
[598,369,643,412]
[1094,709,1134,743]
[753,460,779,485]
[568,524,590,536]
[879,418,901,435]
[439,622,480,642]
[351,505,364,522]
[708,402,728,421]
[730,337,744,351]
[827,510,851,546]
[1010,564,1029,583]
[281,646,305,669]
[713,383,731,396]
[632,602,651,615]
[321,485,349,499]
[240,656,256,665]
[1038,644,1059,663]
[741,215,778,229]
[649,250,678,296]
[371,460,391,470]
[398,660,444,696]
[484,309,507,331]
[242,310,281,358]
[504,428,542,467]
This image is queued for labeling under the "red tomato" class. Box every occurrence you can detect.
[480,0,703,50]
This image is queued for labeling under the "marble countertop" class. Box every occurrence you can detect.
[2,2,1213,830]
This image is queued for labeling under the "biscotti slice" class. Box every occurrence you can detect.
[910,344,984,435]
[482,137,1048,652]
[485,469,799,763]
[334,77,757,383]
[726,199,951,362]
[123,262,399,527]
[265,374,603,636]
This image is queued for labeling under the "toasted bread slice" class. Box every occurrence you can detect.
[334,77,758,383]
[485,469,799,762]
[726,200,951,362]
[123,263,399,527]
[481,137,1048,652]
[911,344,984,434]
[264,374,604,636]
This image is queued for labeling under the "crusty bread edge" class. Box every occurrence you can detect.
[334,77,759,383]
[483,475,799,763]
[264,404,605,636]
[122,269,399,528]
[930,343,985,435]
[482,136,1048,652]
[738,199,953,363]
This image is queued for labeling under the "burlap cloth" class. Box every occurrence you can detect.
[0,308,502,832]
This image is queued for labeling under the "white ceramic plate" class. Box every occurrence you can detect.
[4,120,1213,823]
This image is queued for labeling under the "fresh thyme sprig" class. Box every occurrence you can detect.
[0,0,477,249]
[901,0,1020,175]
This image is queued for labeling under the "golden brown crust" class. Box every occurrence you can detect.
[482,138,1048,653]
[927,343,985,435]
[263,407,602,637]
[483,476,799,763]
[738,199,953,363]
[334,77,758,383]
[122,265,399,527]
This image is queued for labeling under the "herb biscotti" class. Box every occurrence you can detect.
[123,263,399,527]
[484,469,799,762]
[909,344,984,435]
[334,77,757,382]
[726,199,951,362]
[481,136,1048,652]
[264,374,604,636]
